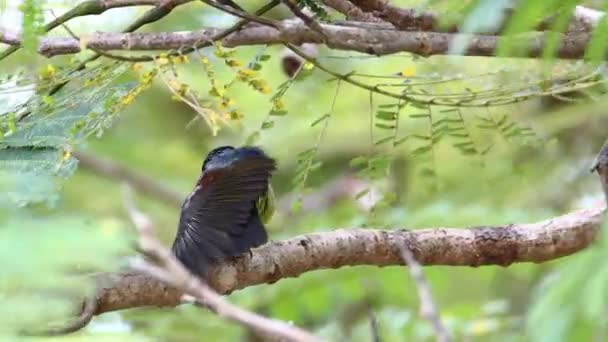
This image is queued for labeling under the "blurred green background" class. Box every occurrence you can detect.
[2,0,608,341]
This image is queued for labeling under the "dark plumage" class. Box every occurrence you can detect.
[171,146,276,279]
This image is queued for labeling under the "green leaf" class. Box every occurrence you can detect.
[20,0,45,53]
[585,4,608,63]
[1,82,136,148]
[412,145,432,155]
[394,136,409,146]
[375,123,396,130]
[297,148,317,162]
[541,0,578,60]
[378,103,400,109]
[410,113,431,119]
[411,134,431,141]
[354,188,370,200]
[309,161,323,171]
[497,0,562,57]
[246,131,261,145]
[349,156,368,167]
[261,120,275,129]
[290,197,303,214]
[374,136,394,146]
[270,109,288,116]
[310,113,330,127]
[376,110,397,121]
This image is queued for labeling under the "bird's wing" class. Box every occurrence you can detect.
[172,148,275,276]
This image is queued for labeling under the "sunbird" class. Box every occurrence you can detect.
[171,146,276,278]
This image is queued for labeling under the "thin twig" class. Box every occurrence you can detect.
[74,151,183,207]
[121,185,321,342]
[44,295,98,336]
[400,245,451,342]
[281,0,328,40]
[591,139,608,202]
[367,303,381,342]
[199,0,278,28]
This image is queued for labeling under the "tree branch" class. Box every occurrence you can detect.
[74,151,183,208]
[0,0,193,60]
[2,20,594,60]
[91,204,604,316]
[322,0,385,23]
[331,1,602,35]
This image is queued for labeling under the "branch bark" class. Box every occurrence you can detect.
[2,20,593,60]
[327,1,602,35]
[92,204,604,316]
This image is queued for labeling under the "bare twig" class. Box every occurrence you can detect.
[400,245,451,342]
[121,186,320,342]
[44,295,98,336]
[368,303,381,342]
[591,139,608,202]
[25,295,97,336]
[281,0,328,40]
[74,151,183,208]
[199,0,278,28]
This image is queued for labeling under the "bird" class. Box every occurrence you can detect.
[171,145,276,279]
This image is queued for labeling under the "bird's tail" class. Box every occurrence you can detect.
[172,206,268,280]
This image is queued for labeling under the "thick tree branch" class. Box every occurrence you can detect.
[2,20,594,60]
[322,0,385,23]
[331,1,602,35]
[91,204,604,316]
[0,0,193,60]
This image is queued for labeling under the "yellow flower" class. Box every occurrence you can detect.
[400,66,415,77]
[172,55,189,64]
[156,57,170,66]
[260,85,272,94]
[303,62,314,71]
[273,98,285,110]
[39,64,56,80]
[61,149,72,162]
[237,68,258,80]
[225,59,242,68]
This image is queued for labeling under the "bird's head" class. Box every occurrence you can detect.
[201,145,235,172]
[201,145,273,173]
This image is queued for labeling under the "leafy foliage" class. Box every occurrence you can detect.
[0,62,138,207]
[19,0,45,53]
